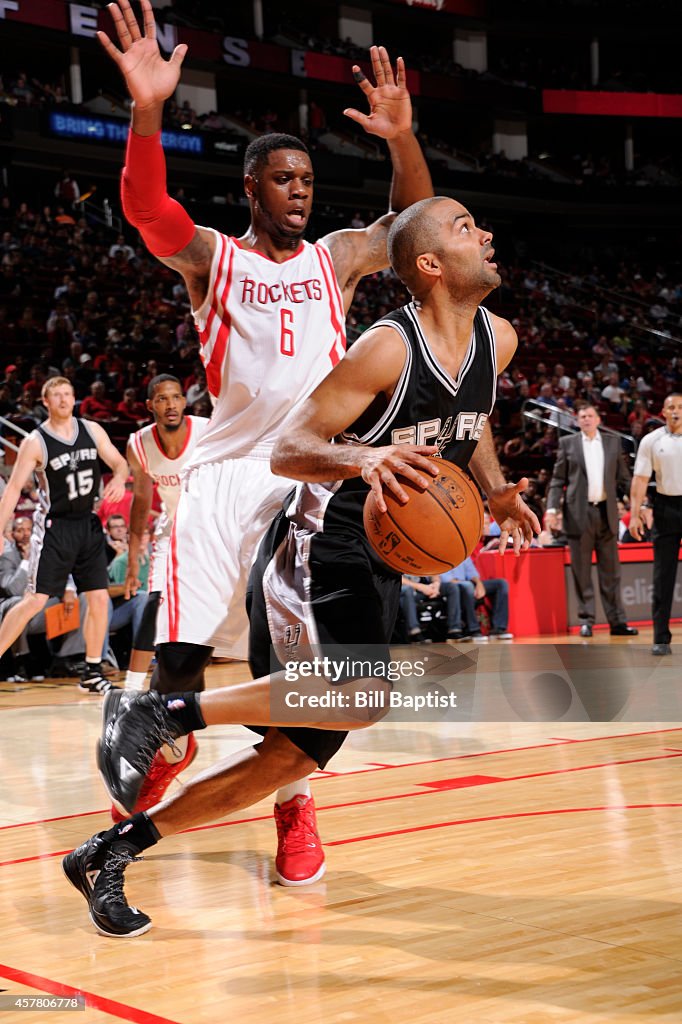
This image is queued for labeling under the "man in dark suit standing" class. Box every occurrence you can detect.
[545,404,638,638]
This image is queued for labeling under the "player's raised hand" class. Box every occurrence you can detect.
[97,0,187,110]
[487,477,541,556]
[343,46,412,140]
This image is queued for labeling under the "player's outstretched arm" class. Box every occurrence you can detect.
[271,326,438,511]
[323,46,433,310]
[99,0,213,308]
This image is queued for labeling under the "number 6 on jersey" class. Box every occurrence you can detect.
[280,308,295,356]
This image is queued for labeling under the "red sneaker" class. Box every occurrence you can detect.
[111,733,198,822]
[274,794,326,886]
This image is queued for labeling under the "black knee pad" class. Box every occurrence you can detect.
[132,590,161,653]
[151,641,212,694]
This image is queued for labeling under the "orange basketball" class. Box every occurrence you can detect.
[363,458,484,575]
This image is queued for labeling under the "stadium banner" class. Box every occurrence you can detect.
[43,110,205,156]
[2,3,423,92]
[543,89,682,119]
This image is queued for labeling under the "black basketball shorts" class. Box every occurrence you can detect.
[33,513,110,597]
[246,509,401,769]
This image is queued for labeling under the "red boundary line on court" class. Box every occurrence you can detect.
[0,964,182,1024]
[4,725,681,833]
[2,749,681,867]
[0,809,107,831]
[325,803,682,845]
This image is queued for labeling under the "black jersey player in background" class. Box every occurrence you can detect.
[63,196,540,937]
[0,376,128,693]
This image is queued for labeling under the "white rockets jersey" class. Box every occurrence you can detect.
[129,415,209,540]
[187,229,346,468]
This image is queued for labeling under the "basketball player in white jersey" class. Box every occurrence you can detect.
[108,375,209,819]
[98,0,433,885]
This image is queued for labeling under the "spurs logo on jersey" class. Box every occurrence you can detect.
[390,412,489,448]
[186,229,346,469]
[48,448,98,472]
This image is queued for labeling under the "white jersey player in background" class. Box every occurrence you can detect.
[99,0,433,885]
[123,373,209,682]
[111,374,209,820]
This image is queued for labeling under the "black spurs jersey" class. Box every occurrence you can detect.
[289,301,498,547]
[34,419,102,518]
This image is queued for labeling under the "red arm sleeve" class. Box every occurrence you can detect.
[120,130,196,258]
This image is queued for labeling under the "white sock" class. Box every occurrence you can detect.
[161,734,189,764]
[276,778,311,805]
[124,670,147,692]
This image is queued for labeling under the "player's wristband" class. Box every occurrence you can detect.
[120,130,196,258]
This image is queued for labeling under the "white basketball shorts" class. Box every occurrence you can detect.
[148,532,170,595]
[155,453,295,659]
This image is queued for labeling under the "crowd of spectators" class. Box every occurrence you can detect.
[0,181,209,455]
[0,72,69,108]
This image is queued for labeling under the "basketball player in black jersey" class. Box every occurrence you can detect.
[0,376,129,693]
[64,196,540,937]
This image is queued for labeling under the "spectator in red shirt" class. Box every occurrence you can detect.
[97,479,134,529]
[116,387,149,424]
[80,380,115,421]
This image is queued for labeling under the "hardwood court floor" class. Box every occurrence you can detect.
[1,630,681,1024]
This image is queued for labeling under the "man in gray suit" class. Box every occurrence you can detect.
[545,404,638,638]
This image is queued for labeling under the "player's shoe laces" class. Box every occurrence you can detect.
[62,832,151,937]
[97,690,183,816]
[111,733,198,823]
[274,794,326,886]
[79,662,118,694]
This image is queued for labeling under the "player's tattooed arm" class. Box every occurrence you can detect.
[324,215,395,311]
[162,227,215,310]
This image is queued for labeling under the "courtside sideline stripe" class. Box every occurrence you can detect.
[0,964,182,1024]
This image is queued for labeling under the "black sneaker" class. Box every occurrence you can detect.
[97,690,183,815]
[62,832,151,937]
[79,663,119,694]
